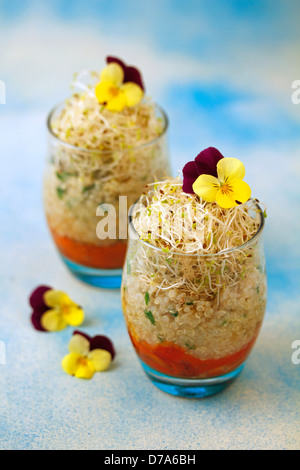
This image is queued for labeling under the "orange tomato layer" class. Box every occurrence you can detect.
[49,226,127,269]
[129,330,260,379]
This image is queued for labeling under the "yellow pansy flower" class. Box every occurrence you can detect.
[62,333,113,380]
[95,62,144,112]
[30,286,85,332]
[193,157,251,209]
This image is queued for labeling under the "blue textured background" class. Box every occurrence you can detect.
[0,0,299,449]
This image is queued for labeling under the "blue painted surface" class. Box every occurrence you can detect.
[0,0,299,450]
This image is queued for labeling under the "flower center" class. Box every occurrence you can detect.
[61,305,70,316]
[109,85,120,97]
[219,182,232,195]
[77,356,89,367]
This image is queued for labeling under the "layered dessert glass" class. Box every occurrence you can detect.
[44,58,170,288]
[122,148,267,397]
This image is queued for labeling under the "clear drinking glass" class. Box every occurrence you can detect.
[44,103,170,288]
[122,204,267,397]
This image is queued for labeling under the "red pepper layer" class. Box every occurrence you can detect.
[129,327,261,379]
[49,225,127,269]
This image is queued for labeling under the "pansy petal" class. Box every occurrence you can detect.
[105,91,127,112]
[182,161,200,194]
[100,63,124,86]
[230,179,251,204]
[106,57,145,91]
[215,180,251,209]
[63,306,84,327]
[215,189,237,209]
[88,349,112,372]
[74,360,95,379]
[122,82,143,107]
[62,353,82,376]
[193,174,220,202]
[62,353,95,379]
[31,310,47,332]
[29,285,52,310]
[123,66,145,91]
[41,309,67,332]
[73,330,92,344]
[217,157,245,183]
[106,56,127,71]
[68,334,90,355]
[44,290,72,308]
[195,147,224,178]
[95,80,118,105]
[90,335,116,360]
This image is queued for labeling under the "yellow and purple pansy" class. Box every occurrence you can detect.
[62,331,115,379]
[182,147,251,209]
[30,285,84,332]
[95,56,145,112]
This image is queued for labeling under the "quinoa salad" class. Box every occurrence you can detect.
[43,59,170,268]
[122,149,267,379]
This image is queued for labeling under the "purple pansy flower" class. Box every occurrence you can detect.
[73,330,116,360]
[182,147,224,194]
[29,285,52,332]
[106,56,145,92]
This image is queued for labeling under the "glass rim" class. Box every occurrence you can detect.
[46,101,169,155]
[128,198,265,258]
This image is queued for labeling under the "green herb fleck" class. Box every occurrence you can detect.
[263,209,267,218]
[185,342,196,350]
[82,184,95,193]
[56,171,75,182]
[186,301,194,306]
[169,311,178,317]
[56,187,66,199]
[144,309,156,325]
[220,320,227,326]
[145,292,150,306]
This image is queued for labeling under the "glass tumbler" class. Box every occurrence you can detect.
[122,205,267,397]
[44,103,170,288]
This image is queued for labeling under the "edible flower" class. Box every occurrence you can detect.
[95,56,144,112]
[30,285,84,332]
[62,331,115,379]
[106,56,145,91]
[183,147,251,209]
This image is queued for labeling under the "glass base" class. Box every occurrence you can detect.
[140,361,245,398]
[61,255,122,289]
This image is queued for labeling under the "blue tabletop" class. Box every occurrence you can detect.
[0,0,299,450]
